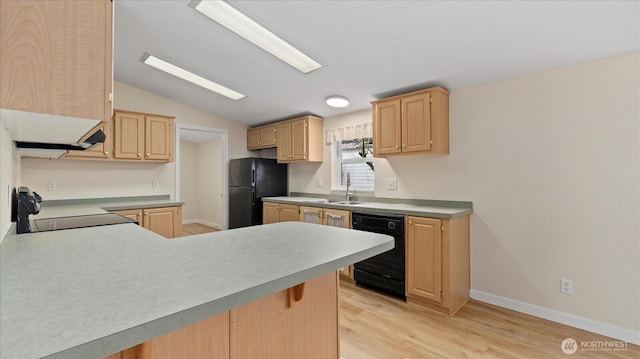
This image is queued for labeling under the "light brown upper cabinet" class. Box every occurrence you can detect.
[276,115,323,163]
[0,0,113,122]
[113,110,175,162]
[247,124,277,150]
[372,86,449,157]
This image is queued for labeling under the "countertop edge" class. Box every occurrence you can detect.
[263,197,472,218]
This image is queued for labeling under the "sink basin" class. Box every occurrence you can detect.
[331,200,365,205]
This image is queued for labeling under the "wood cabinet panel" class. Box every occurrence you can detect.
[230,272,339,359]
[279,204,300,222]
[276,122,293,162]
[114,111,145,160]
[0,0,112,122]
[406,216,442,304]
[402,93,431,153]
[138,312,229,359]
[263,202,281,224]
[145,116,173,161]
[374,99,402,155]
[299,206,323,224]
[290,118,307,160]
[144,207,181,238]
[111,206,182,238]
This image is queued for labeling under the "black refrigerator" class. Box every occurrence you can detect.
[229,158,288,229]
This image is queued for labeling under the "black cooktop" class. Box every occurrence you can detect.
[32,213,137,232]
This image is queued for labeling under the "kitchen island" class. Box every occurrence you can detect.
[0,221,393,359]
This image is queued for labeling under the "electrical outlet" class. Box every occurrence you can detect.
[387,178,397,190]
[47,181,57,191]
[152,180,159,188]
[560,278,573,295]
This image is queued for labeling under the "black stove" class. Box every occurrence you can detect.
[32,213,137,232]
[12,186,138,234]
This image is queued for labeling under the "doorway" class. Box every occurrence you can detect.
[175,124,229,230]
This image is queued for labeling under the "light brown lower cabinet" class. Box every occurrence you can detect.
[111,206,182,238]
[104,272,338,359]
[406,215,470,316]
[263,202,300,224]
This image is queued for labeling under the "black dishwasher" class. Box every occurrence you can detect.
[352,212,405,299]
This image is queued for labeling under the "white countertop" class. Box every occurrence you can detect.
[0,221,392,359]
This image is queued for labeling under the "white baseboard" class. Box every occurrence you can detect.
[470,289,640,345]
[182,219,220,229]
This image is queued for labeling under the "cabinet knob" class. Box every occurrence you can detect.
[146,153,150,157]
[409,220,413,224]
[104,151,109,155]
[395,145,399,149]
[402,144,406,148]
[137,153,141,157]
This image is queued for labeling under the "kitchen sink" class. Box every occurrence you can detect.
[331,200,366,205]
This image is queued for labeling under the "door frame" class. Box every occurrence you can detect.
[175,124,229,230]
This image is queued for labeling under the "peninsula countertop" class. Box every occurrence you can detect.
[0,222,393,359]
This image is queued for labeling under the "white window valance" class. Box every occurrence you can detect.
[325,123,372,144]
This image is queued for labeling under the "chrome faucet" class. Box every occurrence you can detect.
[345,173,353,201]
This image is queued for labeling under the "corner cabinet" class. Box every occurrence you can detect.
[111,206,182,239]
[372,86,449,157]
[405,215,470,316]
[0,0,113,122]
[113,110,175,162]
[276,116,323,163]
[263,202,300,224]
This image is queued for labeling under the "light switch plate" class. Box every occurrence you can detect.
[387,178,397,190]
[48,181,57,191]
[317,178,323,188]
[152,180,159,188]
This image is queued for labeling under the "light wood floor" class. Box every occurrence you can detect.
[340,282,639,358]
[181,223,639,358]
[181,223,219,236]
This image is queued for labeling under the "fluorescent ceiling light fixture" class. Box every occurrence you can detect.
[190,0,322,74]
[326,96,350,108]
[141,53,245,100]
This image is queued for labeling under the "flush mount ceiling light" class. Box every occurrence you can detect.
[326,96,350,108]
[190,0,322,74]
[141,52,245,100]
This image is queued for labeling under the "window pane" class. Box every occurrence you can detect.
[341,162,374,191]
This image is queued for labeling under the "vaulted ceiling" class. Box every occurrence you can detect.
[114,1,639,126]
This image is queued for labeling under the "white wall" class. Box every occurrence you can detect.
[180,141,198,221]
[180,139,223,228]
[196,139,222,227]
[289,52,640,337]
[0,121,21,243]
[20,81,251,200]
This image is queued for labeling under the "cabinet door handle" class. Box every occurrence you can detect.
[395,145,399,149]
[104,151,109,155]
[146,153,150,157]
[402,144,406,148]
[137,153,142,157]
